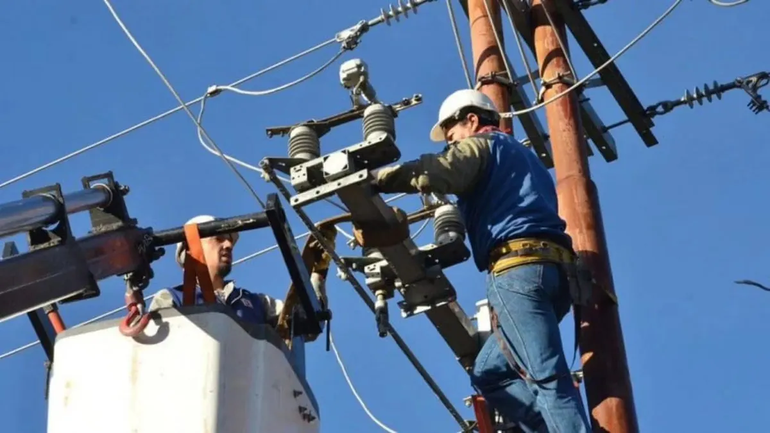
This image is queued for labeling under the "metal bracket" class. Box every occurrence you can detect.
[737,71,769,114]
[416,233,471,271]
[343,232,470,316]
[262,159,479,368]
[265,193,329,337]
[81,171,135,233]
[3,242,57,363]
[579,97,617,161]
[514,68,604,90]
[22,183,100,304]
[287,169,372,209]
[498,0,622,161]
[21,183,69,250]
[475,51,553,167]
[294,133,400,193]
[335,20,370,51]
[536,71,577,103]
[0,201,156,324]
[363,259,398,293]
[476,71,514,90]
[551,0,658,147]
[265,94,423,139]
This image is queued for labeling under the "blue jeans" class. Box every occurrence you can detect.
[470,262,591,433]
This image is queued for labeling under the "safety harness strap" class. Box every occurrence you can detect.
[182,223,217,305]
[490,308,565,386]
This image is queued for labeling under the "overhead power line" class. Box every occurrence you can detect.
[330,333,399,433]
[0,39,339,190]
[194,91,352,216]
[444,0,473,89]
[1,0,438,191]
[103,0,282,210]
[506,0,753,120]
[499,0,538,97]
[501,0,685,118]
[709,0,750,6]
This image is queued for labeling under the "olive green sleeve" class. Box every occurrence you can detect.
[373,136,491,196]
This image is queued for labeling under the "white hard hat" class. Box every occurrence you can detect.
[429,89,500,142]
[175,215,239,268]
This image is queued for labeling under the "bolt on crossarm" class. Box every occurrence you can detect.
[530,1,638,432]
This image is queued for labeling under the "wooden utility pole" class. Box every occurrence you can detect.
[530,1,638,432]
[467,0,512,133]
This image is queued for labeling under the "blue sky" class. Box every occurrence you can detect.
[1,1,768,432]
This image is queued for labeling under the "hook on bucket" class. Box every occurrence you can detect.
[119,301,150,337]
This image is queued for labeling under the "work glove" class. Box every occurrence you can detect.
[368,171,383,195]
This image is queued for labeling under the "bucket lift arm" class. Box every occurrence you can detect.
[0,173,328,341]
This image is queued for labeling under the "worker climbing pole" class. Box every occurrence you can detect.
[530,1,638,431]
[464,0,640,431]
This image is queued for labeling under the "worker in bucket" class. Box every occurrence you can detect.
[368,89,591,432]
[148,215,284,326]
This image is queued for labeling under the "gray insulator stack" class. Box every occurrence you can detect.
[288,125,320,161]
[362,103,396,141]
[433,204,465,245]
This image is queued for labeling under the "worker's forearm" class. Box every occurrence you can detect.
[373,137,490,196]
[372,163,422,194]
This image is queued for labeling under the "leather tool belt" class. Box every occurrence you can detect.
[486,237,594,388]
[488,238,592,307]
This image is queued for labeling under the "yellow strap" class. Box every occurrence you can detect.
[489,238,574,275]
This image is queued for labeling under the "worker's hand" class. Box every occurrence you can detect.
[368,177,383,195]
[352,207,409,248]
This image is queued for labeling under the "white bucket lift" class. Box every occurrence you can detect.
[47,305,319,433]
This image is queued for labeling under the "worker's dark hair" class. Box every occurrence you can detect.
[443,106,500,131]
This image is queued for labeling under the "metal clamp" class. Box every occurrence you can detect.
[475,71,514,91]
[265,94,423,139]
[536,71,577,103]
[737,71,769,114]
[81,171,135,233]
[22,183,100,304]
[335,20,369,51]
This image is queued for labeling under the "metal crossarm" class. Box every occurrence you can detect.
[501,0,619,161]
[259,165,471,430]
[259,77,483,368]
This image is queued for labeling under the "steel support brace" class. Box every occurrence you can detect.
[2,242,57,362]
[471,395,495,433]
[0,226,151,323]
[260,166,471,430]
[502,57,554,167]
[424,301,478,368]
[264,193,326,336]
[277,162,480,368]
[499,0,619,161]
[552,0,657,147]
[27,308,57,362]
